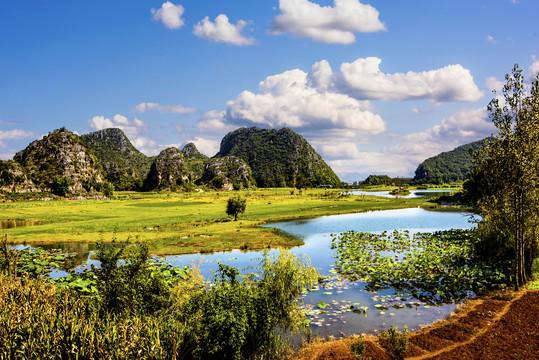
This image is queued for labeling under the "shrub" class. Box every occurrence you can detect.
[378,326,409,360]
[182,250,318,360]
[51,176,71,196]
[350,335,371,359]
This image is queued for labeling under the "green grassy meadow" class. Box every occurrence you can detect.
[1,189,437,255]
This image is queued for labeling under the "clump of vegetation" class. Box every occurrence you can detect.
[349,335,371,359]
[378,326,409,360]
[184,251,318,359]
[226,194,247,221]
[0,240,318,359]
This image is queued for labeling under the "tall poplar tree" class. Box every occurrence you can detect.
[472,65,539,290]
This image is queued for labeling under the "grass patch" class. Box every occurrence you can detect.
[1,189,437,255]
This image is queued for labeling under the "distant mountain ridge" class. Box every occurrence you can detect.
[413,138,489,184]
[1,126,341,196]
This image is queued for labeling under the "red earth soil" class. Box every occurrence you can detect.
[290,290,539,360]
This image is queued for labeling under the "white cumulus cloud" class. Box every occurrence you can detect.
[0,129,35,142]
[133,102,197,114]
[390,108,494,158]
[529,58,539,78]
[151,2,185,29]
[197,110,236,133]
[270,0,386,44]
[336,57,483,102]
[193,14,255,46]
[225,61,386,134]
[185,137,220,157]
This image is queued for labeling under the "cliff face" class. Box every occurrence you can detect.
[199,156,255,191]
[216,127,341,188]
[143,147,191,191]
[81,128,153,191]
[0,160,40,193]
[13,128,105,195]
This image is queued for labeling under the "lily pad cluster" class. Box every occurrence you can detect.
[331,229,507,304]
[0,246,71,278]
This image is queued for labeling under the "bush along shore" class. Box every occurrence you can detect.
[0,238,319,359]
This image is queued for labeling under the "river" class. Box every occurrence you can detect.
[15,195,474,338]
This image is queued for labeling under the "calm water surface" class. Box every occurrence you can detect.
[350,189,454,199]
[163,207,475,337]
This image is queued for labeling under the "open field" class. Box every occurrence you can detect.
[0,188,437,255]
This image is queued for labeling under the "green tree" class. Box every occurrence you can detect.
[471,65,539,290]
[226,194,247,221]
[51,176,71,197]
[102,181,114,198]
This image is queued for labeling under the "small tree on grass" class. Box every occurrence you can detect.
[227,194,246,221]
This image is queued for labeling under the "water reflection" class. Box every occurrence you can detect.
[0,219,39,229]
[350,189,454,199]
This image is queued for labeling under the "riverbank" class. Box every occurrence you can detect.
[289,284,539,359]
[0,188,439,255]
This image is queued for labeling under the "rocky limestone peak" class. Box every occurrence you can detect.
[13,128,105,194]
[82,128,134,154]
[181,143,207,161]
[216,127,340,188]
[81,128,152,191]
[199,156,255,191]
[144,147,190,191]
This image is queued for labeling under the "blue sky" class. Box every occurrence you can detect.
[1,0,538,181]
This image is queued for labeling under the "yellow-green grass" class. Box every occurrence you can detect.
[1,188,437,255]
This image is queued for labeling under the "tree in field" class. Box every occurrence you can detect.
[226,194,247,221]
[470,65,539,290]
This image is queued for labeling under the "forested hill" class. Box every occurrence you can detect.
[413,138,489,184]
[216,127,341,188]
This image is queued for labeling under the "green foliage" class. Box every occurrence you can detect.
[350,335,371,360]
[226,194,247,221]
[51,175,72,196]
[93,241,183,314]
[413,139,488,184]
[0,249,317,359]
[0,162,15,187]
[81,128,153,191]
[0,236,68,278]
[378,326,409,360]
[0,274,192,359]
[14,128,105,194]
[331,230,508,303]
[469,64,539,289]
[183,250,318,360]
[102,180,115,197]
